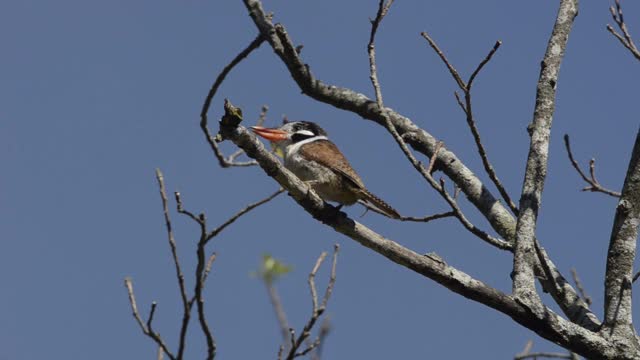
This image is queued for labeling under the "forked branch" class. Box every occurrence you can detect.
[285,245,339,360]
[563,134,621,197]
[607,0,640,61]
[126,169,282,359]
[366,1,506,248]
[421,33,518,215]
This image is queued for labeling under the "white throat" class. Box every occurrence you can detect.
[285,135,328,159]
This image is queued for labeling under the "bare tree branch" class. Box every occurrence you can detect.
[129,169,284,358]
[193,214,217,360]
[200,34,265,168]
[240,0,599,333]
[607,0,640,61]
[367,0,395,109]
[266,278,291,345]
[422,33,518,216]
[205,187,285,244]
[603,129,640,338]
[175,188,283,359]
[216,104,614,359]
[563,135,621,197]
[366,3,508,249]
[155,169,192,358]
[571,268,593,307]
[512,0,578,307]
[124,278,176,360]
[284,246,339,360]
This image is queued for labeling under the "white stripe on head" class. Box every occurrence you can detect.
[286,136,328,158]
[295,130,315,137]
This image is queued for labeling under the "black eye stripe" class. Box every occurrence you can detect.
[292,121,328,137]
[291,132,315,143]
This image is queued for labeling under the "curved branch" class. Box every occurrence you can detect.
[200,34,265,168]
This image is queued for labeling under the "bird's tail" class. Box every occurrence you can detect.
[357,189,401,219]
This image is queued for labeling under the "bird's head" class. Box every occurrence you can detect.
[251,121,328,158]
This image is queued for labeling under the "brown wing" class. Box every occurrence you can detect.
[299,139,366,189]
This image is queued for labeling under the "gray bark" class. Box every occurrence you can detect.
[603,129,640,343]
[512,0,578,305]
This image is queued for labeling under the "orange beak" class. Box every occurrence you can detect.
[250,126,289,142]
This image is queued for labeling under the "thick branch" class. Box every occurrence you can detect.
[512,0,577,305]
[603,129,640,339]
[216,106,617,359]
[240,0,599,329]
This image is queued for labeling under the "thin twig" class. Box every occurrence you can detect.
[468,40,502,88]
[309,252,328,315]
[321,245,339,309]
[420,32,466,90]
[426,141,443,174]
[173,186,284,359]
[607,0,640,61]
[285,246,339,360]
[368,1,507,247]
[206,188,285,243]
[423,34,518,215]
[278,345,285,360]
[195,218,217,360]
[571,268,593,306]
[124,278,176,360]
[201,252,218,286]
[155,169,191,358]
[156,170,190,309]
[360,199,454,222]
[367,0,395,106]
[399,211,455,223]
[563,134,621,197]
[266,279,291,346]
[200,35,265,168]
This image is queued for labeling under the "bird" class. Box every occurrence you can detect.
[251,121,401,219]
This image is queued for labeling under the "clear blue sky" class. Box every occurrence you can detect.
[2,0,639,358]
